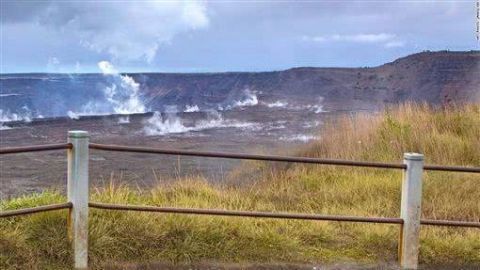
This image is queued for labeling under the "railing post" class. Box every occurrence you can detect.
[67,131,89,269]
[399,153,424,269]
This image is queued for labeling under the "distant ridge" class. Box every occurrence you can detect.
[1,51,479,118]
[135,50,480,109]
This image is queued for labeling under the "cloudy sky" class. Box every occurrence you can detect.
[1,1,479,73]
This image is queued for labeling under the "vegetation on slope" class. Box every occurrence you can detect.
[1,103,479,269]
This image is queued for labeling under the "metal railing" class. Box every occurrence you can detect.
[0,143,72,154]
[0,143,73,218]
[0,202,73,218]
[1,130,479,270]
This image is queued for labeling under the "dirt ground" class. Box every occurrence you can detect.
[1,112,303,198]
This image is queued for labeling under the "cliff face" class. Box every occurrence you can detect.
[136,51,480,109]
[1,51,479,119]
[376,51,480,104]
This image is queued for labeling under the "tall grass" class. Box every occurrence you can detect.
[300,103,479,165]
[1,103,479,269]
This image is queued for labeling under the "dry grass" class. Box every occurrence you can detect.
[300,103,479,165]
[1,103,479,269]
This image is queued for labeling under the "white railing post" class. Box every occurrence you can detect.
[399,153,424,269]
[67,131,89,269]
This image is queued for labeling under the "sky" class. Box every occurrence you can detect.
[1,0,479,73]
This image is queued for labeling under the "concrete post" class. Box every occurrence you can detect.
[400,153,424,269]
[67,131,89,269]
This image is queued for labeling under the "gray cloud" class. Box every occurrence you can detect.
[2,1,209,63]
[1,1,478,73]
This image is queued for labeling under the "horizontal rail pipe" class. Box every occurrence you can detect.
[90,143,480,173]
[0,202,72,218]
[420,219,480,228]
[423,165,480,173]
[89,202,403,224]
[89,143,407,170]
[0,143,72,155]
[90,203,480,228]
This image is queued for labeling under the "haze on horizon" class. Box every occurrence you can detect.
[1,1,479,74]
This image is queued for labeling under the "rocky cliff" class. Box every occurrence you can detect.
[1,51,479,119]
[136,51,479,110]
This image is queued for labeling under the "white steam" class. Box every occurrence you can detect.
[280,134,319,142]
[0,124,11,130]
[311,104,325,113]
[144,111,191,135]
[67,61,146,119]
[184,105,200,112]
[118,117,130,124]
[0,110,24,122]
[97,61,146,114]
[0,107,33,123]
[264,101,288,108]
[144,107,257,136]
[218,89,259,111]
[0,107,33,130]
[233,89,258,107]
[289,97,327,113]
[67,111,80,120]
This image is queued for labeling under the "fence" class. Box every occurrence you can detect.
[1,130,479,270]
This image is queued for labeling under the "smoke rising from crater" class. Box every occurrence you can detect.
[144,106,257,136]
[67,61,147,119]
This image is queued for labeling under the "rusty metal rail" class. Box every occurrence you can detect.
[423,165,480,173]
[420,219,480,228]
[89,143,407,169]
[0,202,72,218]
[90,143,480,173]
[2,142,477,173]
[89,202,480,228]
[88,202,404,224]
[0,143,72,154]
